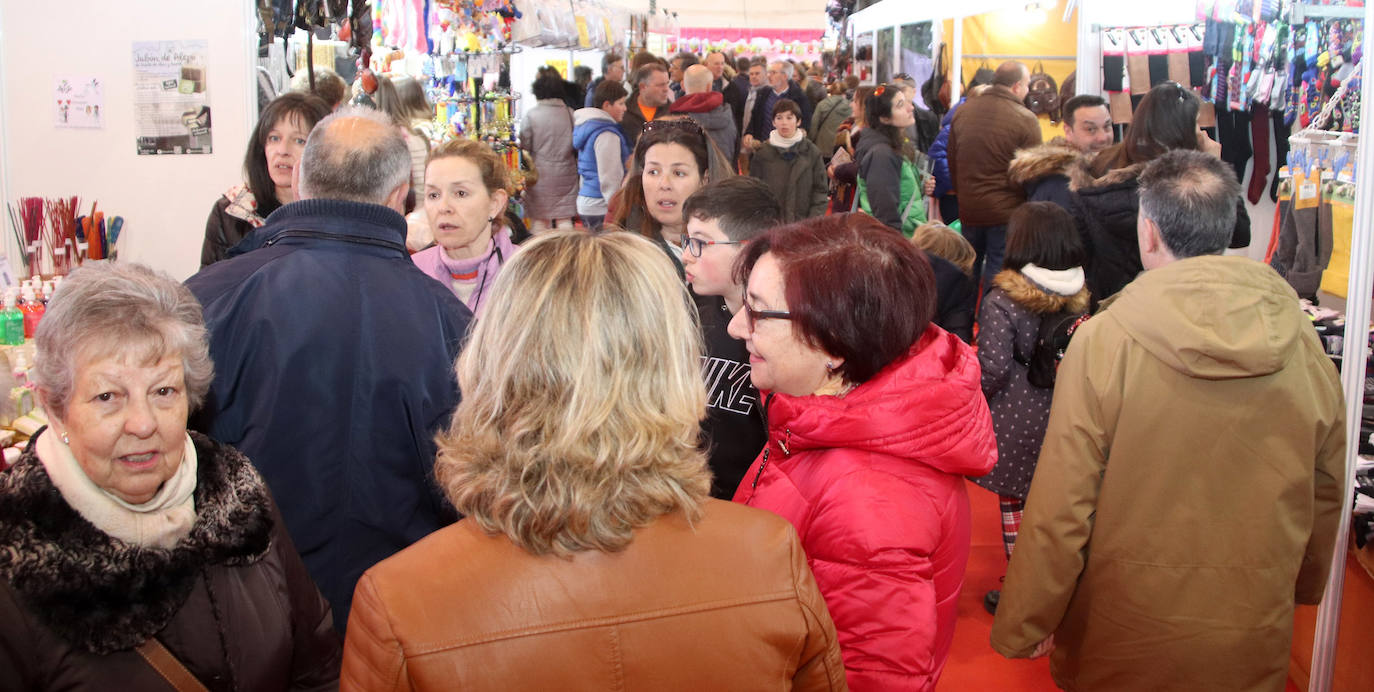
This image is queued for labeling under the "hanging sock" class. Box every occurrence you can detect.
[1270,109,1290,202]
[1248,103,1271,205]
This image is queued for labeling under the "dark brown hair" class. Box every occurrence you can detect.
[245,92,332,215]
[1003,201,1086,272]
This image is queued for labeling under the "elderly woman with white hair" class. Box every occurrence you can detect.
[0,261,340,689]
[341,231,846,691]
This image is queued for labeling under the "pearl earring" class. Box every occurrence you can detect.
[60,431,69,445]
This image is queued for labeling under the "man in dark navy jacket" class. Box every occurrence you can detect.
[186,107,471,633]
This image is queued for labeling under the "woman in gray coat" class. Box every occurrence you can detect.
[974,201,1089,614]
[520,73,580,231]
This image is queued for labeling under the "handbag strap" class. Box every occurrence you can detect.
[135,638,211,692]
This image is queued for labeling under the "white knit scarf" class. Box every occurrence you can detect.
[769,128,807,149]
[1021,263,1086,296]
[37,429,198,550]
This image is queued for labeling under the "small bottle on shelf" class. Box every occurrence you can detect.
[1,294,23,346]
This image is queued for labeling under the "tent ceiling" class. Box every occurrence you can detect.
[650,0,829,30]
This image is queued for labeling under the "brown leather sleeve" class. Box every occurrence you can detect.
[787,525,849,691]
[340,573,411,692]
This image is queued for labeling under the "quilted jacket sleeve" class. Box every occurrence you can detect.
[976,295,1016,399]
[341,573,412,692]
[803,465,944,691]
[989,318,1118,657]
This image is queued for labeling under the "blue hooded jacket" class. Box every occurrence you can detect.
[572,115,631,199]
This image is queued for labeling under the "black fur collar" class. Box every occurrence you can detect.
[0,428,273,654]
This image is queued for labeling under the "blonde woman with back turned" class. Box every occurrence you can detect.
[340,231,847,691]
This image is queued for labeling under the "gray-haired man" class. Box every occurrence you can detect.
[187,107,472,633]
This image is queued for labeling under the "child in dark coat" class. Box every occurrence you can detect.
[748,100,828,222]
[973,201,1090,614]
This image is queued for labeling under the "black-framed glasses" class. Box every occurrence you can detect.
[680,234,742,258]
[742,298,794,328]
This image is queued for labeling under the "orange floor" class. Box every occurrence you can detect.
[944,481,1301,691]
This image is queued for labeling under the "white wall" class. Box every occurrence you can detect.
[0,1,255,281]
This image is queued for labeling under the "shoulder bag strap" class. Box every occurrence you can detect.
[135,638,211,692]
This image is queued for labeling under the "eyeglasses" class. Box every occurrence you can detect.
[742,298,794,328]
[680,234,742,257]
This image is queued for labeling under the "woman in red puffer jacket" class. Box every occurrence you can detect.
[728,213,998,691]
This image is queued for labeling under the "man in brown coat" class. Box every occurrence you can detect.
[948,61,1041,291]
[990,150,1346,692]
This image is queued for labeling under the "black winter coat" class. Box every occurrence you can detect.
[202,196,260,269]
[1068,154,1251,305]
[0,429,340,691]
[186,199,472,632]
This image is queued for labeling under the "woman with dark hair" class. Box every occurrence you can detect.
[1069,81,1247,302]
[606,117,734,270]
[727,213,997,691]
[827,84,873,213]
[202,92,331,267]
[519,73,579,232]
[973,201,1089,615]
[855,84,936,236]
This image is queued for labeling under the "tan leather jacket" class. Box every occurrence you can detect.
[341,498,848,691]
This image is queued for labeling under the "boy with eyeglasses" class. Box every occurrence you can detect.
[679,177,782,499]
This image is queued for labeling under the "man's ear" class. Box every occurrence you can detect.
[384,182,409,214]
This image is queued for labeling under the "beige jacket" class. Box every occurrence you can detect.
[990,256,1346,692]
[342,498,847,691]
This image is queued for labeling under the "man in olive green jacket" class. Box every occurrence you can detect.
[991,150,1346,692]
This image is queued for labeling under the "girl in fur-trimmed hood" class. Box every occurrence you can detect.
[973,201,1089,615]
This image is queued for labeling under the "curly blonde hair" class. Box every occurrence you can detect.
[434,231,711,556]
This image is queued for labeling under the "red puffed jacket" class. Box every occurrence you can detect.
[734,325,997,691]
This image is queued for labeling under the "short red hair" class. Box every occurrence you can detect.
[733,213,936,384]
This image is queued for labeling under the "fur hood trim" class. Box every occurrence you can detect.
[1008,139,1087,186]
[1066,157,1145,193]
[0,429,272,654]
[992,269,1091,314]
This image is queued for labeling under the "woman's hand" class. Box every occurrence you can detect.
[1197,128,1222,158]
[923,176,936,196]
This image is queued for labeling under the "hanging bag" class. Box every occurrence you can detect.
[1024,61,1061,121]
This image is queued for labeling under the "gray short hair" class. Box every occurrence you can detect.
[770,61,794,80]
[298,106,410,205]
[1138,149,1240,259]
[33,262,214,420]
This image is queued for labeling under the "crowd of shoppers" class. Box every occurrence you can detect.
[5,49,1347,692]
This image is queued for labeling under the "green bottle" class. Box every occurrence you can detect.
[2,293,24,345]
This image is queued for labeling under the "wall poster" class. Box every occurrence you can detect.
[132,39,212,155]
[55,76,104,129]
